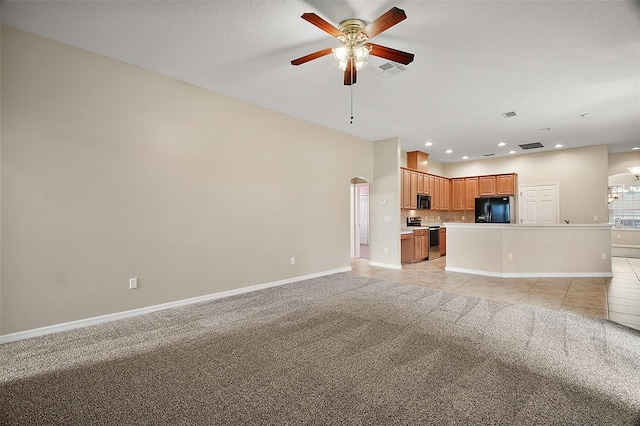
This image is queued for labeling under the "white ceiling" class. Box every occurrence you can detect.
[2,0,639,163]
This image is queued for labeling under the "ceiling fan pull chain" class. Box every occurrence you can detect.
[350,84,354,124]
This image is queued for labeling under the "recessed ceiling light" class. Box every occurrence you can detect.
[462,156,469,160]
[425,141,433,147]
[580,113,590,117]
[508,150,516,154]
[497,142,506,147]
[554,144,563,148]
[633,147,640,151]
[445,149,453,154]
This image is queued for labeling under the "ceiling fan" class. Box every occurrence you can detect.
[291,7,415,85]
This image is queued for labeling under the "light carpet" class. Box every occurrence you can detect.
[1,273,640,425]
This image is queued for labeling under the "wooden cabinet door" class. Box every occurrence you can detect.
[423,173,430,195]
[439,228,446,256]
[478,175,496,196]
[496,174,515,195]
[421,233,429,259]
[428,175,436,209]
[401,234,413,263]
[417,172,424,194]
[402,169,411,209]
[433,176,441,210]
[465,177,478,210]
[451,178,465,211]
[413,231,427,261]
[443,178,450,211]
[410,171,418,209]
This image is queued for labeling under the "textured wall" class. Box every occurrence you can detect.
[1,26,373,334]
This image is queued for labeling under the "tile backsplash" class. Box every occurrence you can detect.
[401,210,475,226]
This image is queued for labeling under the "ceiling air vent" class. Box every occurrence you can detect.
[519,142,544,150]
[501,111,517,118]
[484,154,495,157]
[372,62,407,78]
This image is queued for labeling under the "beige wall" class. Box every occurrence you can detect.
[444,145,609,224]
[0,26,373,334]
[446,224,612,277]
[370,138,401,267]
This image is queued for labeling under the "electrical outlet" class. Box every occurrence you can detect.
[290,257,296,265]
[462,215,465,220]
[129,278,138,289]
[508,253,513,260]
[601,253,606,260]
[593,216,598,222]
[384,248,388,254]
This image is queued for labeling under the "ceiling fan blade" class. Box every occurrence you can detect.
[291,47,333,66]
[360,7,407,39]
[301,13,345,37]
[344,59,357,85]
[368,43,415,65]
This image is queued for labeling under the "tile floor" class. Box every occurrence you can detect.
[350,256,640,331]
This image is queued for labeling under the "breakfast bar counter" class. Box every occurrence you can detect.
[444,223,613,278]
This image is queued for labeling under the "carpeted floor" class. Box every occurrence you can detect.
[2,273,640,425]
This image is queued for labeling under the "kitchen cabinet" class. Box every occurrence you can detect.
[439,227,446,256]
[407,151,429,172]
[401,230,429,263]
[410,171,418,209]
[417,172,425,194]
[478,174,516,196]
[465,177,478,210]
[451,178,465,211]
[401,169,411,209]
[496,174,516,195]
[443,178,450,211]
[478,176,496,196]
[401,233,413,263]
[400,167,516,211]
[413,229,429,262]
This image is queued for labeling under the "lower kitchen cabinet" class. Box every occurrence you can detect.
[401,230,429,263]
[439,227,446,256]
[413,229,429,262]
[401,233,413,263]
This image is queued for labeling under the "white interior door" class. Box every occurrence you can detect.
[519,184,559,224]
[359,194,369,244]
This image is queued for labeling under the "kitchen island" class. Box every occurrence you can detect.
[444,223,613,278]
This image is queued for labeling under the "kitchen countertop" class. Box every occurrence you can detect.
[401,224,446,234]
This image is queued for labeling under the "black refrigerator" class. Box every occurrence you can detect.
[475,197,514,223]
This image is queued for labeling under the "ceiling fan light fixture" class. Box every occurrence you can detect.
[333,44,369,71]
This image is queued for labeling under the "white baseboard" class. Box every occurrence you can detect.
[611,245,640,259]
[0,266,352,345]
[368,261,402,270]
[445,266,613,278]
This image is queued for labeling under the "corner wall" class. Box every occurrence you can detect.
[0,26,373,334]
[369,138,401,268]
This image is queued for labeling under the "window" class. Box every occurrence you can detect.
[609,185,640,228]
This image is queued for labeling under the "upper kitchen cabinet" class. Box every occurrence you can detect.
[496,174,516,195]
[478,176,496,196]
[407,151,429,172]
[451,178,465,211]
[465,177,479,210]
[478,174,516,197]
[401,168,419,209]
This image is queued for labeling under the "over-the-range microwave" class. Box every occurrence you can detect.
[417,195,431,210]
